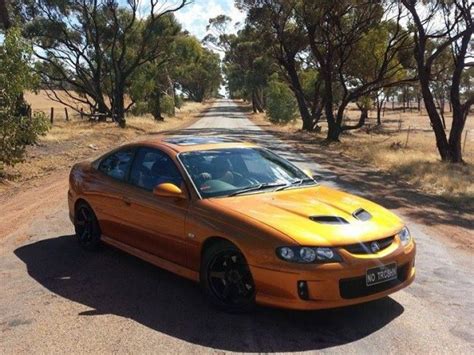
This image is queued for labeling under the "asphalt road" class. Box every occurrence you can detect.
[1,99,473,353]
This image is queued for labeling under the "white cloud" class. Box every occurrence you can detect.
[175,0,246,40]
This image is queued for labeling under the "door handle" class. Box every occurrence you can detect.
[122,197,132,206]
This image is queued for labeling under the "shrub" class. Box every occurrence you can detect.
[174,94,184,109]
[161,95,175,116]
[130,101,149,116]
[0,27,49,172]
[266,79,297,123]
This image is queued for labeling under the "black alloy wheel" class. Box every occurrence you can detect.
[201,241,256,312]
[74,202,101,250]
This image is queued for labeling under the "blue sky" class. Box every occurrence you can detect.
[174,0,246,40]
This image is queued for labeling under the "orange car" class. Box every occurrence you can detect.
[68,136,415,312]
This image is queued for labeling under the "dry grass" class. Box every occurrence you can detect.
[250,107,474,208]
[0,95,211,192]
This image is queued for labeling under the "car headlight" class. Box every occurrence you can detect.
[399,226,411,246]
[276,246,342,263]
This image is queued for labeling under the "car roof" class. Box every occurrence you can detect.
[138,136,258,153]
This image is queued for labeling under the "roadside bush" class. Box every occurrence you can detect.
[161,95,175,116]
[0,27,49,172]
[266,79,297,123]
[130,101,149,116]
[175,94,184,109]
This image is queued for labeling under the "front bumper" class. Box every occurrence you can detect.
[250,239,416,310]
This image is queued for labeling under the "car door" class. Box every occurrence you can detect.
[124,147,189,266]
[88,147,136,245]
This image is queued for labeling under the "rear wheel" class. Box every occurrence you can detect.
[74,202,101,250]
[201,241,256,313]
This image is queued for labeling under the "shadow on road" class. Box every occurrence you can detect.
[15,235,404,352]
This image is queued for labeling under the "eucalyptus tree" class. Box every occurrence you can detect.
[25,0,189,127]
[237,0,323,131]
[223,25,275,112]
[401,0,473,162]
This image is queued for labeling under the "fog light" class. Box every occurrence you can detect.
[297,280,309,300]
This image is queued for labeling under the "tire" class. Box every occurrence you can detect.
[74,202,102,251]
[200,240,256,313]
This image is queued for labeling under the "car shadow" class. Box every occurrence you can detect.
[14,235,404,352]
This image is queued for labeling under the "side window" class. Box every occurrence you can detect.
[130,148,183,191]
[98,149,134,181]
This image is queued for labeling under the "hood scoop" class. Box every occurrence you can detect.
[353,208,372,221]
[309,216,349,225]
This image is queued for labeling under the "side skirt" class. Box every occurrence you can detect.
[101,235,200,282]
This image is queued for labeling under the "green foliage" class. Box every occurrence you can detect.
[161,95,175,116]
[176,46,222,102]
[130,101,149,116]
[0,27,49,170]
[174,95,184,109]
[266,77,297,124]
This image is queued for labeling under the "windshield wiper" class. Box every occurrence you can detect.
[274,178,316,191]
[228,182,288,197]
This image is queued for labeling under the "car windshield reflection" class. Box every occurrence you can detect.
[179,147,316,198]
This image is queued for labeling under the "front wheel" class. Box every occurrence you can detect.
[201,241,256,313]
[74,202,101,251]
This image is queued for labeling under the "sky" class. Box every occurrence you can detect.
[174,0,246,40]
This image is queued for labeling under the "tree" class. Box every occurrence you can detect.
[266,74,298,123]
[223,24,274,113]
[237,1,413,136]
[296,1,413,141]
[129,34,218,119]
[401,0,473,162]
[238,0,323,131]
[175,46,222,102]
[0,27,48,171]
[25,0,189,127]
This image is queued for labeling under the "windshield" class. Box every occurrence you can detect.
[178,147,316,198]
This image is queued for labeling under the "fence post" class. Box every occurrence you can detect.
[64,107,69,121]
[405,126,411,148]
[80,108,84,119]
[50,107,54,124]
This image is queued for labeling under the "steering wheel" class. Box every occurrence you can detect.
[232,172,259,186]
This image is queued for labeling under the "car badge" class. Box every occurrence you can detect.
[370,241,380,253]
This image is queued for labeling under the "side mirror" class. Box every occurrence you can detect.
[153,183,186,199]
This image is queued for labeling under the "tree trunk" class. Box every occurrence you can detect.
[439,98,446,130]
[419,76,451,161]
[343,104,368,131]
[0,0,11,30]
[113,84,126,128]
[282,59,313,131]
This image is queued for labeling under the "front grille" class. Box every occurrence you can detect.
[339,263,410,299]
[344,235,395,254]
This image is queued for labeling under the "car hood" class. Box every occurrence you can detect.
[211,185,404,246]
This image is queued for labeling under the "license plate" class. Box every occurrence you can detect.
[366,263,397,286]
